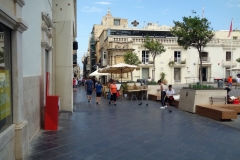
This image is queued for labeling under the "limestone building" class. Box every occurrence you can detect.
[88,10,240,83]
[0,0,77,159]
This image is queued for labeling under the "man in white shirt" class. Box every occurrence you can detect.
[236,75,240,89]
[165,85,175,106]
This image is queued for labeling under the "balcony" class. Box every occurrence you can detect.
[222,60,237,67]
[199,57,211,63]
[172,59,186,67]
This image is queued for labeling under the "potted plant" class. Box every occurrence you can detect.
[168,61,175,67]
[160,72,168,85]
[121,83,128,97]
[180,59,186,64]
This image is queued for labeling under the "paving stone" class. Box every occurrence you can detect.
[25,86,240,160]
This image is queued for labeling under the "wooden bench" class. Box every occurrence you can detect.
[196,104,238,121]
[148,94,161,101]
[171,100,179,108]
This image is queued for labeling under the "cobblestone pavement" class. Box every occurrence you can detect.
[25,85,240,160]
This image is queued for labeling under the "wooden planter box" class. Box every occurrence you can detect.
[178,89,227,113]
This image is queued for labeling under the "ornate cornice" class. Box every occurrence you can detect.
[41,41,53,51]
[14,0,25,7]
[0,5,28,32]
[14,18,28,33]
[42,12,54,28]
[41,25,53,38]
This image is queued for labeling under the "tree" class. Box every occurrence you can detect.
[171,16,214,84]
[123,51,141,80]
[236,58,240,63]
[143,36,166,81]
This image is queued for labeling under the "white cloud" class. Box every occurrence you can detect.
[81,6,102,12]
[95,1,111,5]
[135,6,144,9]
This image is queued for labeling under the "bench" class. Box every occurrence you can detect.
[210,96,227,105]
[171,99,179,108]
[196,104,238,121]
[148,94,161,101]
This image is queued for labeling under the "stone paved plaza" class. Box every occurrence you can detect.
[26,85,240,160]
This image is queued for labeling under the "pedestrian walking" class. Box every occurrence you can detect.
[73,77,77,92]
[158,79,166,109]
[95,81,103,104]
[85,77,94,102]
[107,79,113,104]
[227,76,233,89]
[109,79,117,106]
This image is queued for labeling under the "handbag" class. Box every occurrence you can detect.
[116,91,120,97]
[169,96,174,101]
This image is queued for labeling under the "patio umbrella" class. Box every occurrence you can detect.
[227,66,240,71]
[99,63,137,83]
[89,69,109,76]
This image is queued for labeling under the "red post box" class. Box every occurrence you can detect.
[44,95,60,130]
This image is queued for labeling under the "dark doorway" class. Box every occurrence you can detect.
[202,67,207,81]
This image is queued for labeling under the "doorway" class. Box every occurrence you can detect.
[202,67,207,81]
[142,68,149,79]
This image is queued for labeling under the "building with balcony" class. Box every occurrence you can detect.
[90,10,240,83]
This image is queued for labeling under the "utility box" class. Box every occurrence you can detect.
[218,80,224,88]
[44,95,60,130]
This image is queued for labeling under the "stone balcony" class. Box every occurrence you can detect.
[222,60,237,67]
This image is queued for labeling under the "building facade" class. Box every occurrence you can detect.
[89,10,240,83]
[0,0,77,159]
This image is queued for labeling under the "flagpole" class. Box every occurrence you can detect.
[230,18,233,76]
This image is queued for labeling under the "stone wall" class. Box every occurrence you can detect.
[23,75,42,141]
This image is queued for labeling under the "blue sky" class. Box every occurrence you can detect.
[77,0,240,66]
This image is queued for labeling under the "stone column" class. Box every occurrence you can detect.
[12,1,29,159]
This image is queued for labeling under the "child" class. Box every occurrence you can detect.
[95,81,103,104]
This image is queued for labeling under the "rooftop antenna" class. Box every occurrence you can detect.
[191,10,196,16]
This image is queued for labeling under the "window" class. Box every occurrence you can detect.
[233,36,237,40]
[142,51,149,64]
[200,52,208,61]
[114,19,120,26]
[174,51,181,62]
[226,52,231,61]
[0,23,13,133]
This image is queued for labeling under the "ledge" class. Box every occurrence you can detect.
[15,119,28,130]
[0,6,28,32]
[14,0,25,7]
[41,41,53,51]
[0,124,15,151]
[14,18,28,33]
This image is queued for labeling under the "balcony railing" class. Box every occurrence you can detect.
[199,57,211,63]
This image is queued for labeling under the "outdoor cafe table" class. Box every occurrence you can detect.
[140,89,149,100]
[127,90,140,101]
